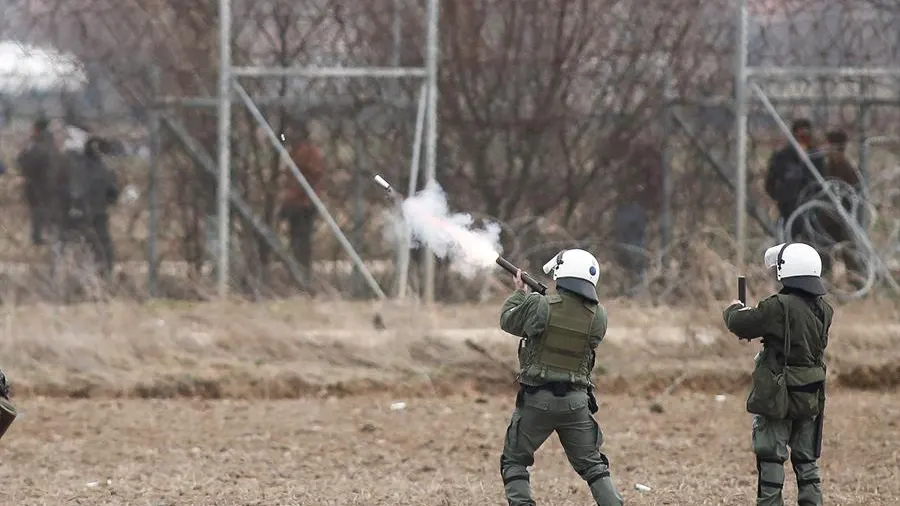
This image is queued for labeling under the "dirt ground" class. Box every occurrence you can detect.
[0,297,899,505]
[1,393,897,505]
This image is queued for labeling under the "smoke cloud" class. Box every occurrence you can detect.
[393,180,502,279]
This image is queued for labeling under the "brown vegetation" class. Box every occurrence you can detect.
[1,297,898,400]
[2,0,898,300]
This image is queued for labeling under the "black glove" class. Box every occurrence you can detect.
[0,369,10,399]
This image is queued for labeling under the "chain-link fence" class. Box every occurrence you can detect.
[0,0,898,304]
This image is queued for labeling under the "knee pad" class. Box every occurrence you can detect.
[586,470,611,486]
[500,455,529,486]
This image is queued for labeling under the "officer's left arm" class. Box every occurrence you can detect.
[589,305,609,349]
[499,290,547,339]
[723,297,778,340]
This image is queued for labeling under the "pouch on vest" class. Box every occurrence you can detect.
[746,349,789,419]
[785,365,825,418]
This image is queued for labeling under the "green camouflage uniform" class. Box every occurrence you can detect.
[724,290,833,506]
[499,288,623,506]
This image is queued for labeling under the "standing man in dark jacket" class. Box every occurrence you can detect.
[16,117,59,245]
[819,129,865,287]
[277,123,324,290]
[723,242,832,506]
[498,248,624,506]
[765,119,826,242]
[59,131,120,278]
[613,199,648,297]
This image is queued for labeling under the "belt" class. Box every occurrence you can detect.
[517,382,598,413]
[522,382,577,397]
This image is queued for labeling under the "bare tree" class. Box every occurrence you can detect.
[2,0,898,300]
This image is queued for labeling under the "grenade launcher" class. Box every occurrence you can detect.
[495,256,548,295]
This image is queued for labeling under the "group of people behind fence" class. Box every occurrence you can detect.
[764,118,868,289]
[14,117,119,278]
[12,117,324,288]
[606,118,869,297]
[8,114,869,293]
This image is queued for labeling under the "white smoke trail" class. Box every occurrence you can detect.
[395,180,502,278]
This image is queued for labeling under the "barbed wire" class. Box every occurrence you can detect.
[0,0,898,302]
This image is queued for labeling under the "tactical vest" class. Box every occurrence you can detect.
[519,293,596,388]
[747,293,830,419]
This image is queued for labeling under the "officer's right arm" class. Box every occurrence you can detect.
[723,297,780,340]
[499,290,548,339]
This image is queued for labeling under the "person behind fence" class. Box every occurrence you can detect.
[765,118,826,241]
[818,129,865,287]
[15,117,59,245]
[723,242,832,506]
[58,128,120,277]
[613,198,648,296]
[498,249,624,506]
[278,122,324,288]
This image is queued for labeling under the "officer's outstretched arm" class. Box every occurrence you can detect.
[723,298,777,340]
[500,290,548,339]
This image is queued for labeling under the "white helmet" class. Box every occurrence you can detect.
[542,249,600,302]
[763,242,826,295]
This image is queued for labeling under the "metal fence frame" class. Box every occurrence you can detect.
[204,0,441,301]
[662,93,896,256]
[733,0,900,270]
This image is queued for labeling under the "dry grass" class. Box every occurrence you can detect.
[1,296,899,399]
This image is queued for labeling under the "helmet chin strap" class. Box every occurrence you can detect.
[776,242,790,280]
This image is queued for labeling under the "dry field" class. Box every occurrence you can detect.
[0,297,899,505]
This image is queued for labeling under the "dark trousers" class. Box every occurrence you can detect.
[89,215,115,278]
[282,206,316,287]
[25,187,51,245]
[61,213,115,279]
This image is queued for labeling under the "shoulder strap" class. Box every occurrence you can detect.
[818,300,832,365]
[779,294,791,362]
